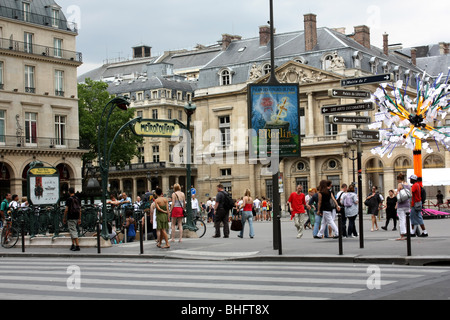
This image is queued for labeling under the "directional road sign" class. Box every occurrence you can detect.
[330,116,372,125]
[348,129,380,141]
[321,102,374,115]
[341,74,393,87]
[329,89,371,99]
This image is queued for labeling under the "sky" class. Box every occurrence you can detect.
[54,0,450,76]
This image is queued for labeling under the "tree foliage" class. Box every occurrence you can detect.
[78,79,143,171]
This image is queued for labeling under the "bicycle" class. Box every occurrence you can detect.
[193,215,206,238]
[1,215,19,249]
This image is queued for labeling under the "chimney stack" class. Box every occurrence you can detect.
[411,48,417,66]
[222,34,232,50]
[353,25,371,49]
[221,34,242,51]
[383,33,389,56]
[439,42,450,55]
[259,25,271,46]
[304,13,317,51]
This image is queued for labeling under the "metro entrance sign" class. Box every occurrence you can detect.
[341,74,393,87]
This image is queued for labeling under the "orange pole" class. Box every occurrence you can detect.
[413,138,423,180]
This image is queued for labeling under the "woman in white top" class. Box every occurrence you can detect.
[170,183,186,243]
[9,195,20,210]
[343,184,358,238]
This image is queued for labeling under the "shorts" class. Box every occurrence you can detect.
[67,219,79,239]
[410,203,424,226]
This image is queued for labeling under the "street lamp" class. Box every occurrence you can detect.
[97,96,131,240]
[183,101,197,233]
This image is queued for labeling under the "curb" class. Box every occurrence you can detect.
[1,251,450,266]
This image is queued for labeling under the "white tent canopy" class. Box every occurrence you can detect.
[407,169,450,186]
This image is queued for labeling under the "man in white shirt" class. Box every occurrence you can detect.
[191,194,199,218]
[253,197,261,221]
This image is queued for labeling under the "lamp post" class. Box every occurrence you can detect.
[183,101,197,233]
[97,96,131,240]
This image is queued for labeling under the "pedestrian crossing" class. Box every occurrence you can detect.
[0,258,448,300]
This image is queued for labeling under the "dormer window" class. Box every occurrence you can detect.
[353,51,363,69]
[23,2,31,22]
[263,63,271,75]
[382,61,391,74]
[52,9,60,27]
[370,57,379,74]
[219,68,234,86]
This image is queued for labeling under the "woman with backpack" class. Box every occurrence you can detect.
[365,186,382,232]
[381,190,398,232]
[343,184,358,238]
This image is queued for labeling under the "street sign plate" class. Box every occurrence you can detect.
[330,116,372,125]
[348,129,380,141]
[329,89,371,99]
[341,74,393,87]
[321,102,374,115]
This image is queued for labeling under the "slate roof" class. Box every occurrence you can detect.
[196,27,422,89]
[79,23,425,91]
[0,0,75,32]
[107,76,196,98]
[417,55,450,78]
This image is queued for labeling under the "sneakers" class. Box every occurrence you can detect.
[70,244,80,251]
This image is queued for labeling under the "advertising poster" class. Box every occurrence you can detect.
[248,84,300,159]
[28,167,60,206]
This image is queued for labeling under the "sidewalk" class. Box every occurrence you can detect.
[1,216,449,266]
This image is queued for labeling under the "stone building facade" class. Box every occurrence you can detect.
[0,0,84,199]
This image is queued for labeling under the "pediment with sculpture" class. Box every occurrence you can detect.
[249,60,342,84]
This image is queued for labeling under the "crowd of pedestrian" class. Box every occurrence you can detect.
[283,173,430,241]
[1,173,433,253]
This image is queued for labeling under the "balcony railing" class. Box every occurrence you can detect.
[0,6,78,33]
[0,135,89,150]
[109,162,167,172]
[0,37,82,62]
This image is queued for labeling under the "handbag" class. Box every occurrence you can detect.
[231,219,243,231]
[397,188,412,203]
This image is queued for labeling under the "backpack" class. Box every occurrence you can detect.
[343,193,354,207]
[221,191,234,212]
[70,196,81,216]
[421,187,427,203]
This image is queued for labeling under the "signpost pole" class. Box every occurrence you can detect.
[357,140,364,249]
[269,0,282,255]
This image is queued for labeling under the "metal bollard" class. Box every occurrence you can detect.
[139,221,144,255]
[406,212,412,257]
[97,218,101,254]
[338,212,343,256]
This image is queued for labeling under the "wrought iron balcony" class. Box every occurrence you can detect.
[0,6,78,33]
[0,37,82,62]
[0,135,89,150]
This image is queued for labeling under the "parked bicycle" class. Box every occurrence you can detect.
[1,212,19,249]
[193,215,206,238]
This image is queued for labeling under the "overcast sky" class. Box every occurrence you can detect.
[55,0,450,76]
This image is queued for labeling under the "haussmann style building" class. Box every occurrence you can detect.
[0,0,84,200]
[79,13,450,205]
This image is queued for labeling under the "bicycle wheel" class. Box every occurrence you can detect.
[195,219,206,238]
[1,226,19,249]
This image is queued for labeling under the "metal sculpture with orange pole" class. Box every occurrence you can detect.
[370,70,450,178]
